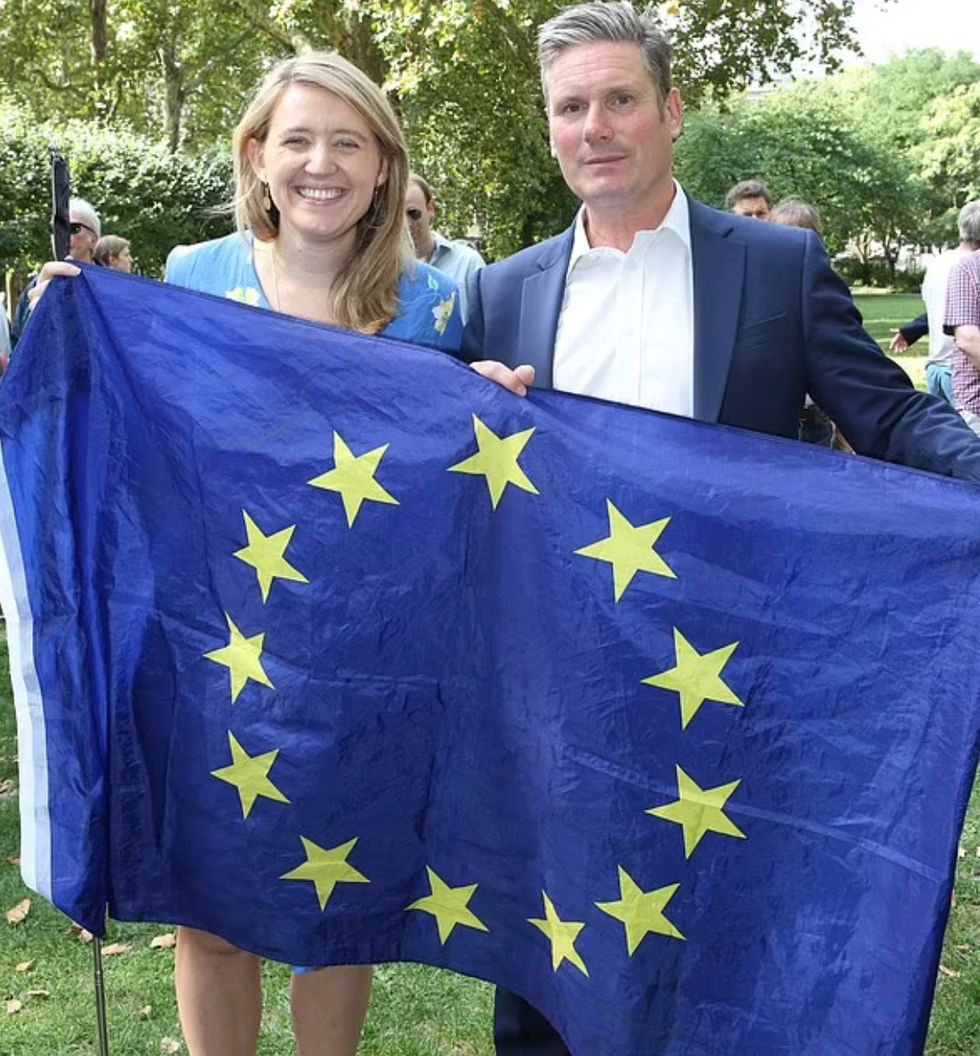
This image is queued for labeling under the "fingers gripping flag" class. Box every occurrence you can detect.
[1,266,979,1055]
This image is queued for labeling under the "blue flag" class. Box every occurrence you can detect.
[1,265,979,1055]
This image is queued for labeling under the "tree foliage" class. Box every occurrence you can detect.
[0,106,233,276]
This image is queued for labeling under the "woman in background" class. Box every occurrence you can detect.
[94,235,134,272]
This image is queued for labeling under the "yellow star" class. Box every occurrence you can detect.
[528,892,589,976]
[406,866,490,945]
[308,431,399,527]
[448,415,539,509]
[203,613,274,703]
[642,627,742,729]
[575,500,676,602]
[210,731,289,819]
[280,836,370,910]
[233,510,308,603]
[595,866,685,955]
[647,765,746,858]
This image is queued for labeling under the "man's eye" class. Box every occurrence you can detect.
[612,93,633,106]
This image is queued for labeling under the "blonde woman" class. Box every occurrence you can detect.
[30,51,462,1056]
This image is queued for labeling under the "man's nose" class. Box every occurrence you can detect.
[583,104,613,144]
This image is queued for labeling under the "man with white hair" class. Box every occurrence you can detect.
[10,197,102,349]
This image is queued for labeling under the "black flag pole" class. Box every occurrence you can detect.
[92,934,110,1056]
[49,146,71,262]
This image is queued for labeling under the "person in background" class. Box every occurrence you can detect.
[772,198,833,446]
[944,247,980,436]
[725,178,773,221]
[405,172,485,320]
[29,49,462,1056]
[890,200,980,406]
[11,197,101,348]
[94,235,134,272]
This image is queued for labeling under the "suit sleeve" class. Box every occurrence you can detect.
[460,268,487,364]
[801,233,980,483]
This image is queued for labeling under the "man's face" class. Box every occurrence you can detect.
[731,196,771,221]
[546,41,682,216]
[405,181,435,257]
[69,213,99,263]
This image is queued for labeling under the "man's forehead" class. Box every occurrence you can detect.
[545,42,656,104]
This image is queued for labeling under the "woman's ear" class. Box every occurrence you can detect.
[246,137,266,182]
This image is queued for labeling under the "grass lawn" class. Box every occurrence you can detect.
[853,290,929,390]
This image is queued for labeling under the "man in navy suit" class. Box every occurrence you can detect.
[463,1,980,486]
[463,2,980,1053]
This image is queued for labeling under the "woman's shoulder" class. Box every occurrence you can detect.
[388,261,462,352]
[165,232,262,303]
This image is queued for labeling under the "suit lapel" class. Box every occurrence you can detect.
[517,229,573,390]
[689,199,745,423]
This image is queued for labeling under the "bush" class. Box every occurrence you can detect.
[834,255,925,292]
[0,106,234,278]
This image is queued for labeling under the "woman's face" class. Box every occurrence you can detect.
[248,82,388,250]
[111,246,133,272]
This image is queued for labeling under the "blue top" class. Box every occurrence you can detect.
[165,232,462,353]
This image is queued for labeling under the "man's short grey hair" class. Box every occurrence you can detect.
[958,200,980,245]
[725,180,773,211]
[70,197,101,237]
[537,2,672,105]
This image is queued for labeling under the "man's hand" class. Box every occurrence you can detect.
[27,260,81,312]
[470,361,536,397]
[889,329,909,354]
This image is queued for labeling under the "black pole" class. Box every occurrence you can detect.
[92,936,110,1056]
[49,146,71,262]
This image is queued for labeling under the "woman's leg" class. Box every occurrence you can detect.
[175,926,262,1056]
[291,965,373,1056]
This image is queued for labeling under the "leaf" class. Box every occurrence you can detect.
[26,989,49,999]
[101,943,132,958]
[5,1000,22,1015]
[14,960,35,972]
[5,898,31,925]
[0,778,12,794]
[958,845,966,859]
[150,932,177,950]
[939,964,961,978]
[140,1005,153,1020]
[161,1038,182,1054]
[7,855,20,866]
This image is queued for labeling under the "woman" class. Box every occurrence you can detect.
[93,235,134,272]
[32,51,462,1056]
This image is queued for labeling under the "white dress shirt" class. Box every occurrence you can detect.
[553,183,694,417]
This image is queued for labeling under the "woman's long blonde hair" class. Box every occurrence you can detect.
[232,51,412,334]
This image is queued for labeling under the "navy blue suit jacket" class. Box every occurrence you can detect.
[463,196,980,482]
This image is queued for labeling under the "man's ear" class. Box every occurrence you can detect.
[665,87,684,143]
[246,138,266,182]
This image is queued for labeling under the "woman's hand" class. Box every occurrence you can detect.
[470,361,536,397]
[27,261,82,312]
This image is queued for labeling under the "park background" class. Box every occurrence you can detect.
[2,0,980,1052]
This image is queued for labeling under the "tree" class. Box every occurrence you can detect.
[916,82,980,242]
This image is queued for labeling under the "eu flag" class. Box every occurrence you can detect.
[1,265,979,1055]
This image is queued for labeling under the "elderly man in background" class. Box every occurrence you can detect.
[10,197,101,349]
[891,200,980,405]
[725,178,773,220]
[945,246,980,435]
[405,173,485,320]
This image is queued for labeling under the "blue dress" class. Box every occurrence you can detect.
[165,232,463,353]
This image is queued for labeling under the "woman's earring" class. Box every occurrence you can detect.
[262,183,272,212]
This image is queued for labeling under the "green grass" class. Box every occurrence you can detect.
[853,291,929,390]
[4,591,980,1052]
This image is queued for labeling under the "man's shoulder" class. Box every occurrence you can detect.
[481,229,573,284]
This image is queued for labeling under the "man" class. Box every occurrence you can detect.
[405,173,485,320]
[725,178,773,221]
[463,5,980,1046]
[890,200,980,405]
[10,197,101,348]
[945,248,980,436]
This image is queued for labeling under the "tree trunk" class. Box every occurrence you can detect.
[90,0,109,119]
[160,46,186,154]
